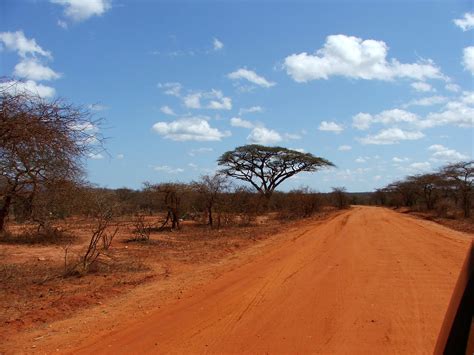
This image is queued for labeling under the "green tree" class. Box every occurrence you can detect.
[217,145,334,199]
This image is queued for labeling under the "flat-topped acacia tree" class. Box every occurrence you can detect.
[217,145,334,199]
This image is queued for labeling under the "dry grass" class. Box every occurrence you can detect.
[0,213,305,343]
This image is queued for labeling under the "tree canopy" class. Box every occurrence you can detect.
[217,144,334,198]
[0,83,102,231]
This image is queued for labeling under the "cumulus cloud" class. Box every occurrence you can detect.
[152,117,230,141]
[411,81,433,92]
[355,157,366,163]
[239,106,263,115]
[445,83,461,92]
[51,0,111,22]
[158,82,182,97]
[160,105,175,115]
[463,46,474,74]
[152,165,184,174]
[454,12,474,31]
[283,34,444,82]
[14,58,61,81]
[352,109,419,130]
[247,126,282,145]
[318,121,344,133]
[338,145,352,151]
[359,128,424,145]
[213,37,223,51]
[230,117,255,129]
[183,89,232,110]
[419,92,474,128]
[428,144,469,162]
[0,31,51,58]
[0,79,55,98]
[354,92,473,131]
[392,157,409,163]
[228,68,275,88]
[403,95,448,108]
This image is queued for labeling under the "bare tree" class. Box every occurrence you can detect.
[144,183,190,230]
[217,145,334,199]
[441,161,474,218]
[0,83,102,233]
[407,173,440,211]
[193,173,229,227]
[331,187,349,209]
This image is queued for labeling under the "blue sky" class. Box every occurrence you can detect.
[1,0,473,192]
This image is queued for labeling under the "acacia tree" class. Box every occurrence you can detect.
[407,173,440,211]
[331,187,349,209]
[193,173,229,227]
[441,161,474,218]
[217,145,334,199]
[0,84,101,233]
[144,183,190,230]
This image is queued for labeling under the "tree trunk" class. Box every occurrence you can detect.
[207,205,213,227]
[0,194,13,233]
[462,192,471,218]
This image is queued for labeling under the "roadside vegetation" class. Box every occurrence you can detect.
[371,161,474,232]
[0,84,346,341]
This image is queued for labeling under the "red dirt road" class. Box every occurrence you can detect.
[72,206,471,354]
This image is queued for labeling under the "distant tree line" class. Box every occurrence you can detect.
[373,161,474,219]
[1,84,345,239]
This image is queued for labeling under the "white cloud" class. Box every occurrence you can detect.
[57,20,68,29]
[160,105,175,115]
[392,157,409,163]
[428,144,469,162]
[445,83,461,92]
[403,95,448,108]
[352,109,419,130]
[88,103,108,111]
[239,106,263,115]
[338,145,352,151]
[318,120,343,133]
[88,153,104,160]
[14,58,61,81]
[0,31,51,58]
[454,12,474,31]
[247,126,282,145]
[116,154,124,159]
[359,128,424,145]
[183,93,201,109]
[213,37,223,51]
[230,117,255,129]
[283,34,444,82]
[158,82,182,97]
[183,89,232,110]
[411,81,433,92]
[352,113,373,130]
[355,157,366,163]
[0,79,55,98]
[51,0,111,22]
[152,117,230,141]
[228,68,275,88]
[153,165,184,174]
[463,46,474,75]
[419,92,474,128]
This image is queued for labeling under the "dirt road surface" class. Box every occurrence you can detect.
[17,207,474,353]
